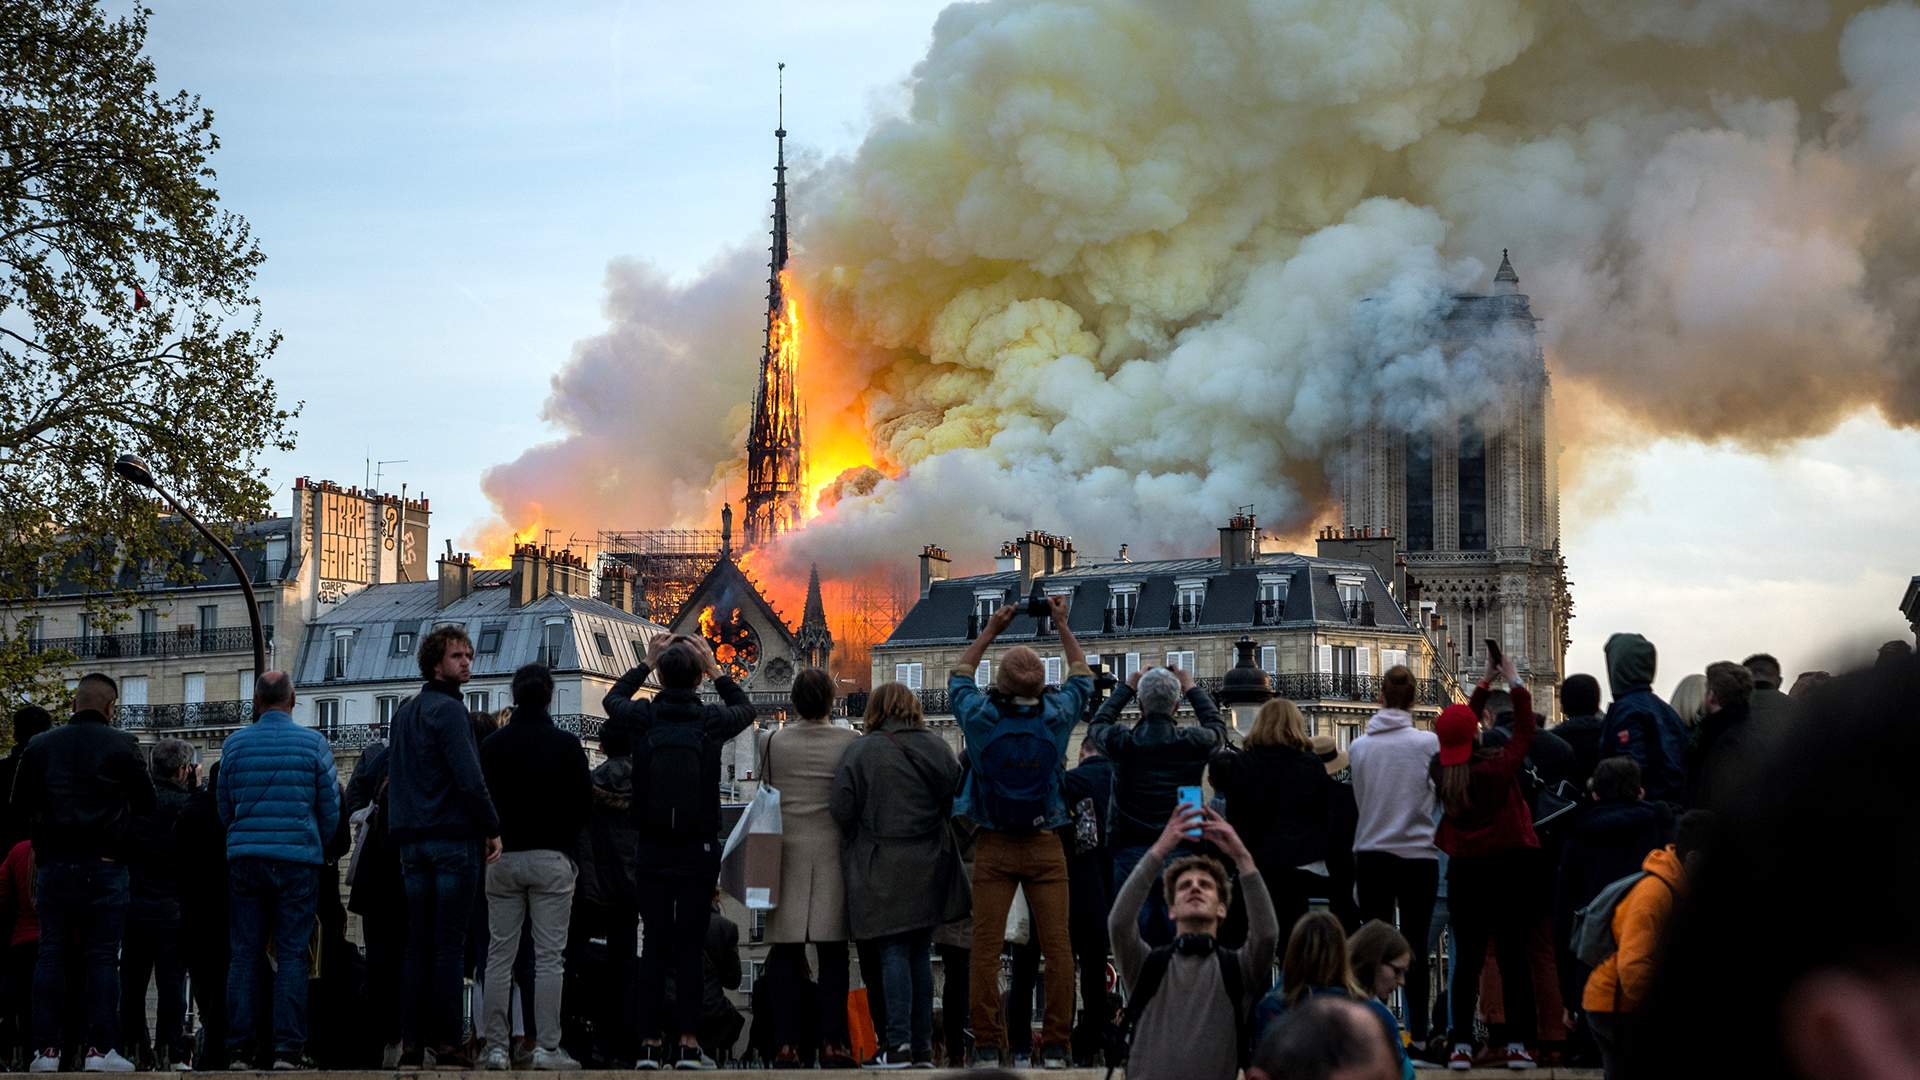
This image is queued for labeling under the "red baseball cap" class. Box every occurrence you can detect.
[1435,704,1479,766]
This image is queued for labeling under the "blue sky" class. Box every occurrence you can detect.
[133,1,1919,689]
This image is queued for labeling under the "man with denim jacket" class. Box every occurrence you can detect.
[949,596,1090,1069]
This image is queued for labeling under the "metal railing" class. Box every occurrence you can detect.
[117,700,253,731]
[1341,599,1377,625]
[1195,672,1449,706]
[30,626,256,661]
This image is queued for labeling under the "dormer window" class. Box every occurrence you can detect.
[1175,579,1207,627]
[1257,574,1289,624]
[1108,585,1139,630]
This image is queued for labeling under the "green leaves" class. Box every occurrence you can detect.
[0,1,297,708]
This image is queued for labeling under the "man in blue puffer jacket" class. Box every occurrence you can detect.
[217,671,340,1069]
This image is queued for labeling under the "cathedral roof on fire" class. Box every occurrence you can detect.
[882,551,1416,648]
[669,552,801,649]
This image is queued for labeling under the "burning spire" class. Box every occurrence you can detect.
[743,61,808,551]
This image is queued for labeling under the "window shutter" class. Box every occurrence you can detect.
[1044,657,1063,684]
[1166,651,1180,669]
[1125,652,1140,677]
[1356,645,1372,675]
[1317,644,1333,673]
[895,663,910,685]
[1260,645,1277,675]
[977,660,990,684]
[911,664,925,690]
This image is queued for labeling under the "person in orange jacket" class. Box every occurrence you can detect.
[1582,810,1713,1079]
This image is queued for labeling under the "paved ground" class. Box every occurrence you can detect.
[194,1060,1612,1068]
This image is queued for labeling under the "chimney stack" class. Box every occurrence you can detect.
[918,544,951,597]
[995,540,1022,576]
[598,562,637,614]
[545,547,591,598]
[510,543,547,608]
[1220,510,1257,570]
[436,550,473,609]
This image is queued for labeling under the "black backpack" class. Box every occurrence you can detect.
[639,718,707,842]
[1105,936,1250,1077]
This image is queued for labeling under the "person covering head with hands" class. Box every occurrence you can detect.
[1430,649,1542,1071]
[1109,802,1278,1080]
[602,629,755,1069]
[949,595,1092,1070]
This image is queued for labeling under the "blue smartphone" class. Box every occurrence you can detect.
[1177,785,1204,839]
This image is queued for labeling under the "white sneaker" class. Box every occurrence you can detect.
[480,1046,510,1071]
[30,1052,60,1074]
[380,1044,403,1070]
[85,1049,137,1072]
[531,1047,582,1071]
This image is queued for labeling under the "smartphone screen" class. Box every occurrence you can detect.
[1176,785,1204,839]
[1485,639,1503,666]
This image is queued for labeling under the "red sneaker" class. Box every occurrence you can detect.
[1506,1045,1537,1070]
[1448,1045,1474,1071]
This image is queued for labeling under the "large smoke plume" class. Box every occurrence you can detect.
[480,0,1920,578]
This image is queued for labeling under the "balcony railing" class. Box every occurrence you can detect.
[1253,598,1285,625]
[116,700,253,731]
[1196,672,1450,707]
[1341,599,1377,626]
[30,626,256,661]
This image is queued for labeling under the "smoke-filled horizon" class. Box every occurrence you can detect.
[477,0,1920,583]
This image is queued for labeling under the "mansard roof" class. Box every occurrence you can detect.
[881,551,1415,649]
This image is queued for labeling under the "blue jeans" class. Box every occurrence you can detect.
[876,929,933,1056]
[225,857,319,1058]
[400,839,482,1049]
[1112,842,1189,949]
[33,860,128,1053]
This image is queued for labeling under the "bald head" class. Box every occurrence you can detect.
[1249,995,1398,1080]
[253,671,295,714]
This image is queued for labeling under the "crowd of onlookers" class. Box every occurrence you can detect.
[0,606,1914,1078]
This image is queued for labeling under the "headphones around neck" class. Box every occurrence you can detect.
[1172,932,1218,957]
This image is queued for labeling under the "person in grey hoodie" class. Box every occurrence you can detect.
[1346,665,1439,1048]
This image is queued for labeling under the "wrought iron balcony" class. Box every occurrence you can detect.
[1197,672,1448,706]
[30,626,256,661]
[116,700,253,731]
[1253,598,1285,625]
[321,722,389,749]
[1341,599,1377,625]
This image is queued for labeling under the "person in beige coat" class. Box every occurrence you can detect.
[756,668,859,1068]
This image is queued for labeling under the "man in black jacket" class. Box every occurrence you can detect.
[1549,674,1606,793]
[11,673,155,1073]
[602,635,754,1070]
[1062,731,1115,1065]
[477,664,592,1071]
[1088,664,1226,947]
[388,626,501,1069]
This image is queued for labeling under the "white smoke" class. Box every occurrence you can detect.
[482,0,1920,578]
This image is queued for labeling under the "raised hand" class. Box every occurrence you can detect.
[1199,806,1254,871]
[1151,802,1204,859]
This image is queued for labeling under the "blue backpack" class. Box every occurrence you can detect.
[976,705,1059,831]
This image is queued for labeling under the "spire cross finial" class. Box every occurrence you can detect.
[777,62,785,132]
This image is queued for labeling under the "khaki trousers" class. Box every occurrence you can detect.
[968,830,1073,1054]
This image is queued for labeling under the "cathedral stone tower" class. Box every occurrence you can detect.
[1335,251,1573,716]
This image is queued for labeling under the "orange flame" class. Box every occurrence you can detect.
[474,520,547,569]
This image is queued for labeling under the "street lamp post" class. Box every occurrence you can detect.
[114,454,268,683]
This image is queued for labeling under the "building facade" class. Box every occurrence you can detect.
[873,519,1460,748]
[1334,252,1573,716]
[8,477,431,749]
